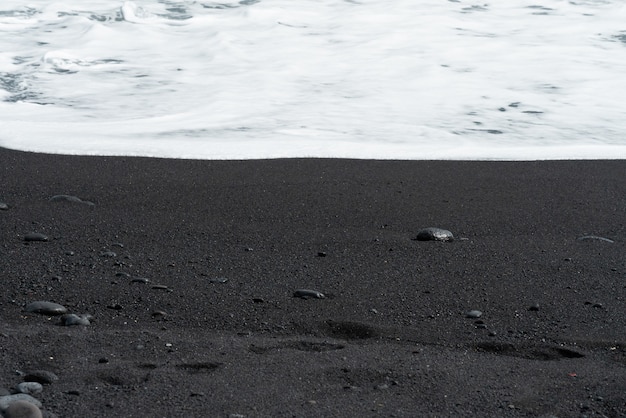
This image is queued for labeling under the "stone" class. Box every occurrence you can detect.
[60,313,92,326]
[24,233,48,242]
[415,227,454,242]
[465,310,482,319]
[15,382,43,395]
[4,400,43,418]
[0,395,42,412]
[576,235,614,243]
[24,301,67,316]
[0,202,9,210]
[208,277,228,284]
[293,289,325,299]
[49,195,94,206]
[23,370,59,385]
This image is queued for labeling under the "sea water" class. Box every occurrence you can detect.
[1,0,625,160]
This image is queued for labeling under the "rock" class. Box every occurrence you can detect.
[99,250,117,257]
[15,382,43,395]
[4,400,43,418]
[0,202,9,210]
[576,235,614,243]
[49,195,94,206]
[293,289,325,299]
[131,277,150,284]
[208,277,228,284]
[528,303,540,311]
[465,310,482,319]
[0,395,42,412]
[23,370,59,385]
[415,227,454,242]
[24,301,67,316]
[24,233,48,242]
[60,313,92,326]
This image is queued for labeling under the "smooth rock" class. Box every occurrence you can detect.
[24,233,48,242]
[4,400,43,418]
[49,195,94,206]
[15,382,43,395]
[576,235,614,243]
[24,301,67,316]
[0,395,42,412]
[293,289,325,299]
[415,227,454,242]
[60,313,92,326]
[23,370,59,385]
[465,310,482,319]
[0,202,9,210]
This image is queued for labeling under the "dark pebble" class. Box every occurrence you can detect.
[317,252,327,257]
[23,370,59,385]
[576,235,614,243]
[293,289,325,299]
[24,301,67,316]
[415,227,454,242]
[528,303,540,311]
[60,313,92,326]
[2,399,42,418]
[208,277,228,284]
[131,277,150,284]
[465,310,482,319]
[15,382,43,395]
[24,233,48,242]
[49,195,94,206]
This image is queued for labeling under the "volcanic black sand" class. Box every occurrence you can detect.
[0,147,624,417]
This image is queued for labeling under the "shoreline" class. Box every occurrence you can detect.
[1,147,624,417]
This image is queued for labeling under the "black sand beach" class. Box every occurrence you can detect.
[0,147,624,417]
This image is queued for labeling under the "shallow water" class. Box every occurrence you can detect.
[1,0,625,160]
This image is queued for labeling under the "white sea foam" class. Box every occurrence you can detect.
[0,0,625,160]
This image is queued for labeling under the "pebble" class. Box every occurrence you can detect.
[465,310,482,319]
[293,289,326,299]
[576,235,614,243]
[24,233,48,242]
[15,382,43,395]
[23,370,59,385]
[208,277,228,284]
[24,301,67,316]
[0,202,9,210]
[49,195,94,206]
[99,250,117,257]
[60,313,92,326]
[131,277,150,284]
[3,400,43,418]
[528,303,540,311]
[415,227,454,242]
[0,395,42,412]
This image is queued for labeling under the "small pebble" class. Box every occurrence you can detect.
[23,370,59,385]
[415,227,454,242]
[208,277,228,284]
[0,394,42,412]
[24,301,67,316]
[24,233,48,242]
[0,202,9,210]
[60,313,92,326]
[528,303,540,311]
[465,310,482,319]
[49,195,94,206]
[576,235,614,243]
[2,399,42,418]
[99,250,116,257]
[152,284,171,291]
[15,382,43,395]
[131,277,150,284]
[293,289,325,299]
